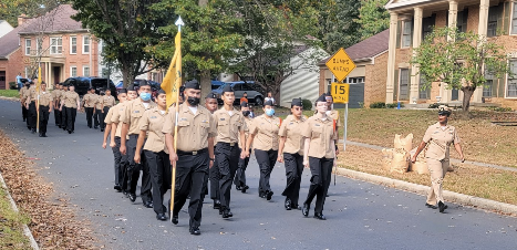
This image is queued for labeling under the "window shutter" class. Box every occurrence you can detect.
[463,9,469,32]
[497,4,504,34]
[394,70,399,101]
[498,75,506,98]
[410,18,414,47]
[396,20,402,49]
[504,1,511,35]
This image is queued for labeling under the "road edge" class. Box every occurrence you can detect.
[0,171,40,250]
[334,167,517,217]
[0,96,19,102]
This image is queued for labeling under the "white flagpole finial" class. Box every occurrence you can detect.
[175,16,184,32]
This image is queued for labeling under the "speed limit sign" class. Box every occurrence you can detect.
[330,82,350,104]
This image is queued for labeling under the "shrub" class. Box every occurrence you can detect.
[369,102,386,109]
[9,82,17,90]
[302,99,312,110]
[428,103,448,109]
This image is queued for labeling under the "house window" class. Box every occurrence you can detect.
[83,66,90,77]
[83,36,90,54]
[457,9,468,34]
[36,38,42,54]
[24,67,30,78]
[71,66,77,77]
[487,5,502,37]
[508,60,517,97]
[402,20,412,48]
[70,36,77,54]
[422,15,435,41]
[399,69,410,100]
[25,39,31,55]
[50,37,62,54]
[483,70,494,97]
[512,3,517,34]
[419,77,430,99]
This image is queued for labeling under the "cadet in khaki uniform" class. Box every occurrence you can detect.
[325,94,341,155]
[59,85,81,134]
[20,82,31,129]
[82,87,96,128]
[36,82,53,137]
[103,89,128,192]
[205,92,221,209]
[100,89,116,132]
[234,101,252,193]
[301,94,338,220]
[278,98,306,210]
[52,83,62,127]
[135,90,170,221]
[94,92,104,130]
[213,85,247,218]
[163,81,217,235]
[246,100,281,200]
[59,85,69,129]
[120,82,156,207]
[412,105,465,213]
[26,78,38,133]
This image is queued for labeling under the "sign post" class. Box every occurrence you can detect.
[326,48,356,152]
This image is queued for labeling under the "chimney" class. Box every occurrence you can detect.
[18,14,28,26]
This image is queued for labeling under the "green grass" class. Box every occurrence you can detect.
[0,187,31,250]
[0,90,20,98]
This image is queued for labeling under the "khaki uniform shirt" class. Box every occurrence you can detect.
[63,91,80,108]
[213,107,247,144]
[94,94,103,110]
[104,106,115,125]
[28,85,37,103]
[139,108,168,153]
[278,115,306,155]
[83,93,95,108]
[111,102,128,138]
[51,89,61,105]
[238,117,252,149]
[38,92,53,107]
[103,95,116,107]
[301,114,337,159]
[162,103,217,152]
[20,87,29,103]
[121,98,156,136]
[423,122,461,160]
[249,114,281,151]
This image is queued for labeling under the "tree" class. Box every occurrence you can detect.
[411,27,510,112]
[356,0,390,40]
[71,0,168,86]
[315,0,361,53]
[0,0,62,27]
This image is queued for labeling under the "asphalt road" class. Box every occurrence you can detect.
[0,99,516,250]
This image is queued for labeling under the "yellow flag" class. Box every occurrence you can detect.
[36,65,41,92]
[161,31,182,110]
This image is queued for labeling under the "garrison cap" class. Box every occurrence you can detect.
[264,100,274,107]
[206,92,218,99]
[139,81,150,87]
[118,88,127,94]
[240,101,248,107]
[88,87,94,91]
[185,80,200,90]
[157,89,166,95]
[438,105,451,116]
[316,94,327,103]
[291,98,302,107]
[126,85,136,91]
[222,84,234,94]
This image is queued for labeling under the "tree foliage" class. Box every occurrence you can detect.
[411,27,510,112]
[356,0,390,40]
[0,0,62,27]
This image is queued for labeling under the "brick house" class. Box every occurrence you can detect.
[0,21,26,89]
[385,0,517,109]
[318,29,390,108]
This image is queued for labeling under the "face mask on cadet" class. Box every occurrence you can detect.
[140,92,151,101]
[242,111,250,117]
[187,96,200,106]
[265,108,275,116]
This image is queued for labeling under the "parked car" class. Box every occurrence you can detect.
[213,81,265,105]
[211,80,226,90]
[63,76,117,98]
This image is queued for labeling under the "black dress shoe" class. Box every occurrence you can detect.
[101,129,104,132]
[259,193,266,199]
[438,201,448,213]
[114,185,122,192]
[68,130,72,134]
[284,198,292,210]
[31,130,36,134]
[94,126,98,129]
[425,203,437,209]
[314,212,326,220]
[213,200,221,209]
[39,133,43,137]
[172,214,178,225]
[302,203,310,217]
[41,133,47,137]
[128,193,137,202]
[221,208,233,218]
[293,204,302,210]
[241,185,249,193]
[236,186,242,191]
[143,201,153,208]
[156,213,167,221]
[189,227,201,235]
[266,190,274,200]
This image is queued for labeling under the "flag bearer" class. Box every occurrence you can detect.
[36,82,53,137]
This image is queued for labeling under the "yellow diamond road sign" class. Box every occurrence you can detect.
[325,48,356,83]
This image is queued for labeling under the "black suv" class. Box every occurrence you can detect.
[63,76,117,97]
[213,81,265,105]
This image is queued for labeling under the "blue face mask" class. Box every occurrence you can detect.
[140,92,151,101]
[265,108,275,116]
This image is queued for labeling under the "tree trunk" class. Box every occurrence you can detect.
[200,71,211,105]
[461,86,476,112]
[121,63,134,88]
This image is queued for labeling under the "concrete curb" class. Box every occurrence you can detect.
[0,171,40,250]
[333,167,517,217]
[0,96,19,102]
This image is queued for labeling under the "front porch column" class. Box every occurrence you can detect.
[441,0,459,103]
[386,12,399,104]
[472,0,491,104]
[410,7,423,103]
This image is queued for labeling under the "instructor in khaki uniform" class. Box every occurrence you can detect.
[59,85,81,134]
[163,81,217,236]
[36,82,53,137]
[412,105,465,213]
[213,85,247,218]
[82,87,96,128]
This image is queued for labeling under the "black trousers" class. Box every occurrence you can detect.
[94,108,101,128]
[305,157,333,214]
[22,103,28,122]
[215,142,240,209]
[282,153,304,206]
[85,107,94,128]
[209,146,219,200]
[38,105,50,135]
[28,101,37,130]
[60,107,68,129]
[111,136,123,187]
[115,137,128,191]
[172,151,209,230]
[255,149,278,196]
[234,148,251,188]
[64,107,76,132]
[145,150,171,215]
[100,107,110,130]
[54,105,62,127]
[126,134,152,203]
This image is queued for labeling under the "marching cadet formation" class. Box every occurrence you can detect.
[16,79,463,236]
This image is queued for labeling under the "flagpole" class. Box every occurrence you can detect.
[170,16,184,222]
[36,64,41,133]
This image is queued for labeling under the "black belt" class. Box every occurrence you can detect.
[177,148,208,156]
[217,142,238,147]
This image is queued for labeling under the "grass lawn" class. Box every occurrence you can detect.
[0,90,20,98]
[0,187,31,249]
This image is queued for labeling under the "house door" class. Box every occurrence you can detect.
[0,71,5,89]
[53,67,61,85]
